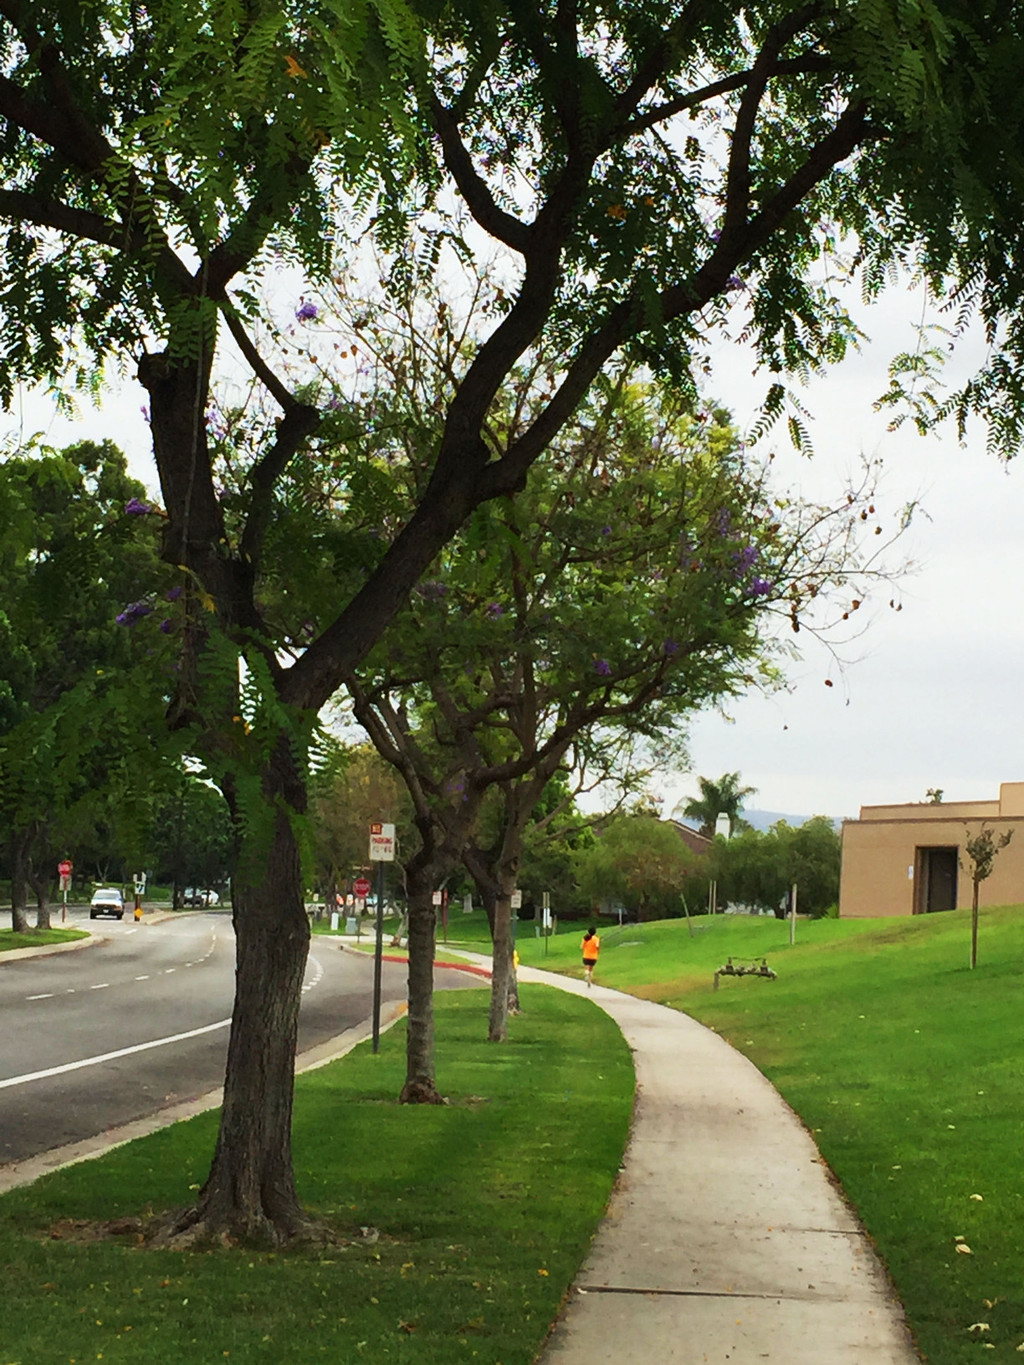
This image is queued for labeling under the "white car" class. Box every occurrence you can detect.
[90,887,124,920]
[183,888,220,906]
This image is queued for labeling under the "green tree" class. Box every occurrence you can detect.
[961,825,1013,970]
[147,773,234,905]
[350,369,879,1085]
[575,815,699,922]
[711,826,788,916]
[712,816,840,917]
[3,0,1024,1243]
[678,773,758,839]
[0,441,171,929]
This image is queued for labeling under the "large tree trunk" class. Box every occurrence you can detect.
[487,889,517,1042]
[154,744,317,1247]
[30,868,52,931]
[401,864,446,1105]
[9,829,31,933]
[27,829,52,930]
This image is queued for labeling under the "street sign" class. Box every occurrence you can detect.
[368,822,396,862]
[353,876,372,898]
[432,890,442,906]
[510,890,522,909]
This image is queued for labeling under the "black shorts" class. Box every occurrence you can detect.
[582,957,597,968]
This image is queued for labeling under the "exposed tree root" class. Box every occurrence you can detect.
[399,1078,449,1105]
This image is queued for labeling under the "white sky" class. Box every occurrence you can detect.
[8,277,1022,825]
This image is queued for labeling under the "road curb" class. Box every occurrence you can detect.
[336,941,492,979]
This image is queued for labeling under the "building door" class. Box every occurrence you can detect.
[915,846,959,913]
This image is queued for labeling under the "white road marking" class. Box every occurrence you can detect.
[91,983,110,990]
[164,968,175,974]
[302,954,324,994]
[135,975,149,981]
[0,1017,232,1091]
[26,993,55,1001]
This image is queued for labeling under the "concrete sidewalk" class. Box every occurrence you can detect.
[514,966,919,1365]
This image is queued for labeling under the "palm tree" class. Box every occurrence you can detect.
[676,772,757,838]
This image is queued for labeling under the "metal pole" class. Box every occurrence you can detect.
[371,860,385,1053]
[680,892,694,938]
[789,882,797,946]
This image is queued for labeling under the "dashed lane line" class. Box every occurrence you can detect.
[0,1017,233,1091]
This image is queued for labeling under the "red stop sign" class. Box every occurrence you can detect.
[353,877,372,898]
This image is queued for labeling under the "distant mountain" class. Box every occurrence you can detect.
[741,809,846,832]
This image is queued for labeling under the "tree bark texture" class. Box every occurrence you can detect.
[487,892,515,1043]
[971,881,980,969]
[156,747,315,1245]
[401,868,446,1104]
[9,830,31,933]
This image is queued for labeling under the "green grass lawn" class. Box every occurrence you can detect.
[0,926,89,954]
[519,909,1024,1364]
[0,985,632,1365]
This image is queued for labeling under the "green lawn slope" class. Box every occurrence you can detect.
[518,909,1024,1364]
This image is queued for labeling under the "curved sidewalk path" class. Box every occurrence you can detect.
[513,965,920,1365]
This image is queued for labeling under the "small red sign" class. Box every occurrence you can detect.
[58,860,72,876]
[353,876,372,898]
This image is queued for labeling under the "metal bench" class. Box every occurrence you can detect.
[713,956,777,990]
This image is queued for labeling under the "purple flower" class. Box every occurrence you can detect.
[715,508,732,536]
[166,585,183,601]
[748,577,773,597]
[486,601,505,618]
[295,300,318,321]
[594,658,612,676]
[601,525,612,536]
[662,639,680,656]
[159,618,173,634]
[725,275,745,291]
[125,497,151,516]
[139,405,150,421]
[116,601,153,627]
[731,543,758,573]
[416,580,448,600]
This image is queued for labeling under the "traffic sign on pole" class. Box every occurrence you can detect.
[353,876,372,898]
[368,822,396,862]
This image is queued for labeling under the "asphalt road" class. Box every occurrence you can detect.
[0,910,483,1167]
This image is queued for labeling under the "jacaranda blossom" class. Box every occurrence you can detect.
[116,601,153,627]
[295,301,318,321]
[125,497,151,516]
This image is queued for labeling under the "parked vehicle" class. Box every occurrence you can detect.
[90,887,124,920]
[182,888,220,906]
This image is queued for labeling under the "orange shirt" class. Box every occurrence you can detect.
[582,934,600,961]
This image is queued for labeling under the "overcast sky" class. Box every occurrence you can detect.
[8,278,1022,825]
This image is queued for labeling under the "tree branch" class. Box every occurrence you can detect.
[428,94,531,253]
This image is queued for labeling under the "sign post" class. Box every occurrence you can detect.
[368,823,396,1053]
[57,859,72,923]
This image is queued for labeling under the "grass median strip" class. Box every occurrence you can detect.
[0,927,89,954]
[0,984,632,1364]
[519,909,1024,1365]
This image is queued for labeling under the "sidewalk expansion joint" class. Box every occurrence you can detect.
[577,1285,855,1304]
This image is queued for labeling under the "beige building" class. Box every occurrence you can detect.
[840,783,1024,917]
